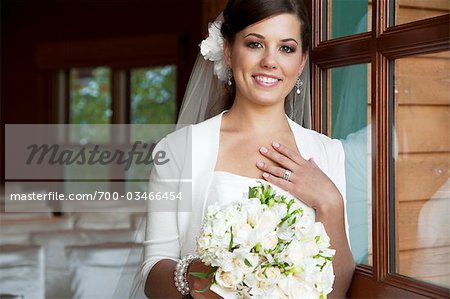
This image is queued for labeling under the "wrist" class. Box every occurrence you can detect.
[174,254,198,296]
[186,258,200,289]
[315,194,344,216]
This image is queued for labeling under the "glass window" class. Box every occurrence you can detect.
[70,67,112,124]
[393,0,450,26]
[392,50,450,288]
[322,0,372,41]
[325,63,373,266]
[130,65,177,124]
[69,67,112,143]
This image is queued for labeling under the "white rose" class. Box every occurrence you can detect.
[261,231,278,251]
[254,266,280,288]
[214,269,243,290]
[279,276,320,299]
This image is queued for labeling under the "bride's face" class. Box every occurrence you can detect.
[225,13,307,108]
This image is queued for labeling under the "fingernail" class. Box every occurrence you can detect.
[262,172,269,178]
[260,147,268,154]
[272,142,280,148]
[257,161,264,168]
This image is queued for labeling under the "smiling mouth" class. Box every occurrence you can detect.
[252,75,282,87]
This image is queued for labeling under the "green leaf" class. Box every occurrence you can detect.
[228,227,234,251]
[287,198,295,212]
[244,258,253,267]
[207,267,218,276]
[190,272,211,279]
[194,281,214,293]
[248,186,257,198]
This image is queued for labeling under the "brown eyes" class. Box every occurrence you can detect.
[247,42,263,49]
[280,45,295,53]
[246,42,296,53]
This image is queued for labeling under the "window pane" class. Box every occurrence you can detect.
[69,67,112,143]
[323,0,372,40]
[393,51,450,287]
[393,0,450,26]
[130,65,177,124]
[325,63,372,266]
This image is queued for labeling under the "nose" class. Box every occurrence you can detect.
[260,49,277,70]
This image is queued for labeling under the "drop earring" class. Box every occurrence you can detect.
[227,68,233,86]
[295,77,303,95]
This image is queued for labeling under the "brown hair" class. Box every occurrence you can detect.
[221,0,310,53]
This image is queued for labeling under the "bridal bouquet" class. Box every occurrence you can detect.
[196,183,335,299]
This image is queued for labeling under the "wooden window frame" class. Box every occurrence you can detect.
[308,0,449,297]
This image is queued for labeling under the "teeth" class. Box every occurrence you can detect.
[255,76,278,84]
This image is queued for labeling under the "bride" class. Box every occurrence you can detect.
[142,0,355,298]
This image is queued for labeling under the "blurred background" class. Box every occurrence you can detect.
[1,1,227,298]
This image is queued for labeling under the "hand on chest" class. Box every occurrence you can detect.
[215,131,299,178]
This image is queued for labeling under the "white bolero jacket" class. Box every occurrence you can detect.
[141,111,347,281]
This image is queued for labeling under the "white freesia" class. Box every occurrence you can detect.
[233,221,253,246]
[245,197,263,227]
[197,183,335,298]
[251,209,279,243]
[199,20,228,82]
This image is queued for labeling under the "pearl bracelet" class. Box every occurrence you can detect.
[174,254,198,296]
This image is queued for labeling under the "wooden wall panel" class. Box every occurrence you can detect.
[397,199,425,250]
[398,197,449,250]
[395,153,450,201]
[397,2,450,26]
[399,0,450,10]
[395,53,450,105]
[396,106,450,153]
[399,245,450,288]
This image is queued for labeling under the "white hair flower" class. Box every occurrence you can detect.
[200,20,228,82]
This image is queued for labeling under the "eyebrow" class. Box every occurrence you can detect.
[244,33,299,45]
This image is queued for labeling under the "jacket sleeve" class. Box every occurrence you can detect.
[326,138,350,245]
[141,137,181,282]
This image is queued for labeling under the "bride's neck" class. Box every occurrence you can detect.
[223,102,289,135]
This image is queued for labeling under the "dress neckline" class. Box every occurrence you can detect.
[213,170,263,181]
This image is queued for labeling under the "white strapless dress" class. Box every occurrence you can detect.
[206,171,316,222]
